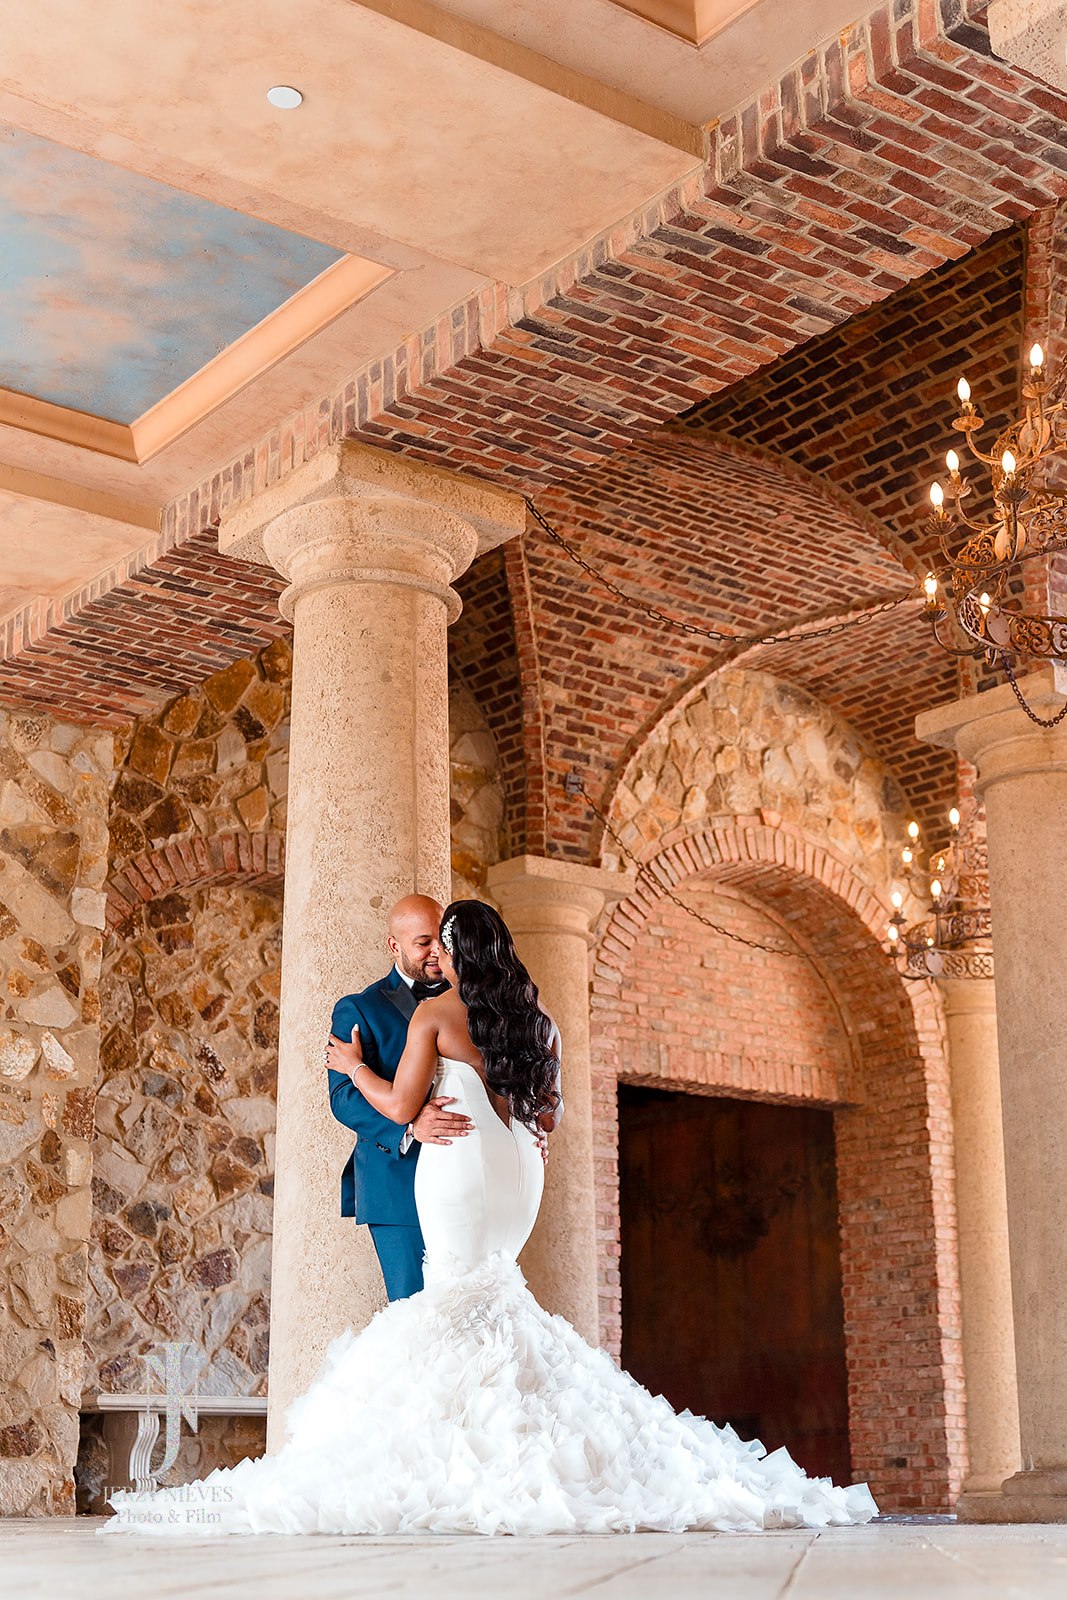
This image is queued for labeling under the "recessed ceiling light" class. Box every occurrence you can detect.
[267,86,303,109]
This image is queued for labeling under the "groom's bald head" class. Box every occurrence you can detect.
[387,895,444,982]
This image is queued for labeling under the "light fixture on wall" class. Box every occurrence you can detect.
[886,805,993,979]
[921,342,1067,726]
[267,86,304,109]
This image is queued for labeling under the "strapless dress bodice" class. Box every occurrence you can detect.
[413,1057,544,1274]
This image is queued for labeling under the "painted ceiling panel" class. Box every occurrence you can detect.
[0,124,343,424]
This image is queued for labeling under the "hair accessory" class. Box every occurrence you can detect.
[439,915,456,955]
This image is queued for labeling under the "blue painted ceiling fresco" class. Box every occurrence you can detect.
[0,124,344,424]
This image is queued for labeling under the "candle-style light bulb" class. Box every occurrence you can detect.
[948,806,961,828]
[907,820,920,841]
[1002,449,1017,476]
[945,448,960,474]
[931,878,942,900]
[891,890,903,909]
[924,573,938,602]
[888,923,899,943]
[1030,342,1045,369]
[929,481,945,510]
[957,376,971,404]
[902,847,913,864]
[979,592,991,616]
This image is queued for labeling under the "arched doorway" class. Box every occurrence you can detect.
[592,820,961,1511]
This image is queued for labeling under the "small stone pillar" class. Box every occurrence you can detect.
[487,855,633,1343]
[939,977,1020,1517]
[918,665,1067,1521]
[221,444,523,1449]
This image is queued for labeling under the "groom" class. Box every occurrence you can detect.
[326,894,473,1301]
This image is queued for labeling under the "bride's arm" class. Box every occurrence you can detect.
[537,1019,564,1134]
[326,1008,439,1125]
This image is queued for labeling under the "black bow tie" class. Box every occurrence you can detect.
[411,979,449,1002]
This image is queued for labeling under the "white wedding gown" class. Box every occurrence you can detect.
[104,1057,878,1536]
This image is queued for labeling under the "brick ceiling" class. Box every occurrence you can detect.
[0,0,1059,861]
[681,227,1024,559]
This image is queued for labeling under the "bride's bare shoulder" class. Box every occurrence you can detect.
[420,990,466,1021]
[427,987,464,1008]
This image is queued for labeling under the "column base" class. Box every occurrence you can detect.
[958,1470,1067,1523]
[956,1488,1009,1523]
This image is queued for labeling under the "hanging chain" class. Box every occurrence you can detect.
[1004,656,1067,728]
[526,499,917,648]
[570,775,803,959]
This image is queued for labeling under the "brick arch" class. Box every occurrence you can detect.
[105,828,285,931]
[671,430,923,578]
[591,817,963,1515]
[594,615,948,865]
[598,662,914,918]
[528,429,957,858]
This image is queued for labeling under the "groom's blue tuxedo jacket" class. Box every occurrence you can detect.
[327,969,420,1227]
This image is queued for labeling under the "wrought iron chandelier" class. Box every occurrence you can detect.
[886,805,993,979]
[921,342,1067,701]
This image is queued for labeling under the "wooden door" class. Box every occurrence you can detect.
[619,1085,852,1483]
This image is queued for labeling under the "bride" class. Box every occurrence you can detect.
[104,899,877,1536]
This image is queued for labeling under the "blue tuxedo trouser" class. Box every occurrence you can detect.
[368,1223,425,1301]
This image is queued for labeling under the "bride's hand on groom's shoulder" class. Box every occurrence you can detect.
[325,1030,364,1079]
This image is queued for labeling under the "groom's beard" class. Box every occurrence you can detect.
[398,953,444,983]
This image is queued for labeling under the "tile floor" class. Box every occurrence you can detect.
[2,1518,1067,1599]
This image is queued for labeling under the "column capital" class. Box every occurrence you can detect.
[938,975,996,1020]
[988,1,1067,94]
[487,855,635,946]
[916,664,1067,795]
[218,441,526,622]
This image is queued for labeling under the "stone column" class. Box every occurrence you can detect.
[988,2,1067,96]
[220,444,523,1449]
[938,977,1020,1517]
[487,855,633,1343]
[918,665,1067,1521]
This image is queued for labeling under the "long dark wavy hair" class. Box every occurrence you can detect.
[440,900,558,1127]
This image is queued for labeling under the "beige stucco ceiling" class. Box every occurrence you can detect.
[426,0,870,123]
[0,0,702,284]
[0,474,158,616]
[0,0,863,625]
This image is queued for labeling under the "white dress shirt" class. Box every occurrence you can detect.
[394,965,419,1154]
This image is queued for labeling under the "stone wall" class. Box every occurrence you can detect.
[87,883,280,1401]
[107,641,292,923]
[448,681,504,900]
[88,641,290,1413]
[605,667,908,888]
[105,651,501,927]
[0,709,112,1515]
[74,647,503,1501]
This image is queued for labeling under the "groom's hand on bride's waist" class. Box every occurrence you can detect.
[410,1096,474,1145]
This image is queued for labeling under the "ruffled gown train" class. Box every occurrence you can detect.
[104,1059,877,1536]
